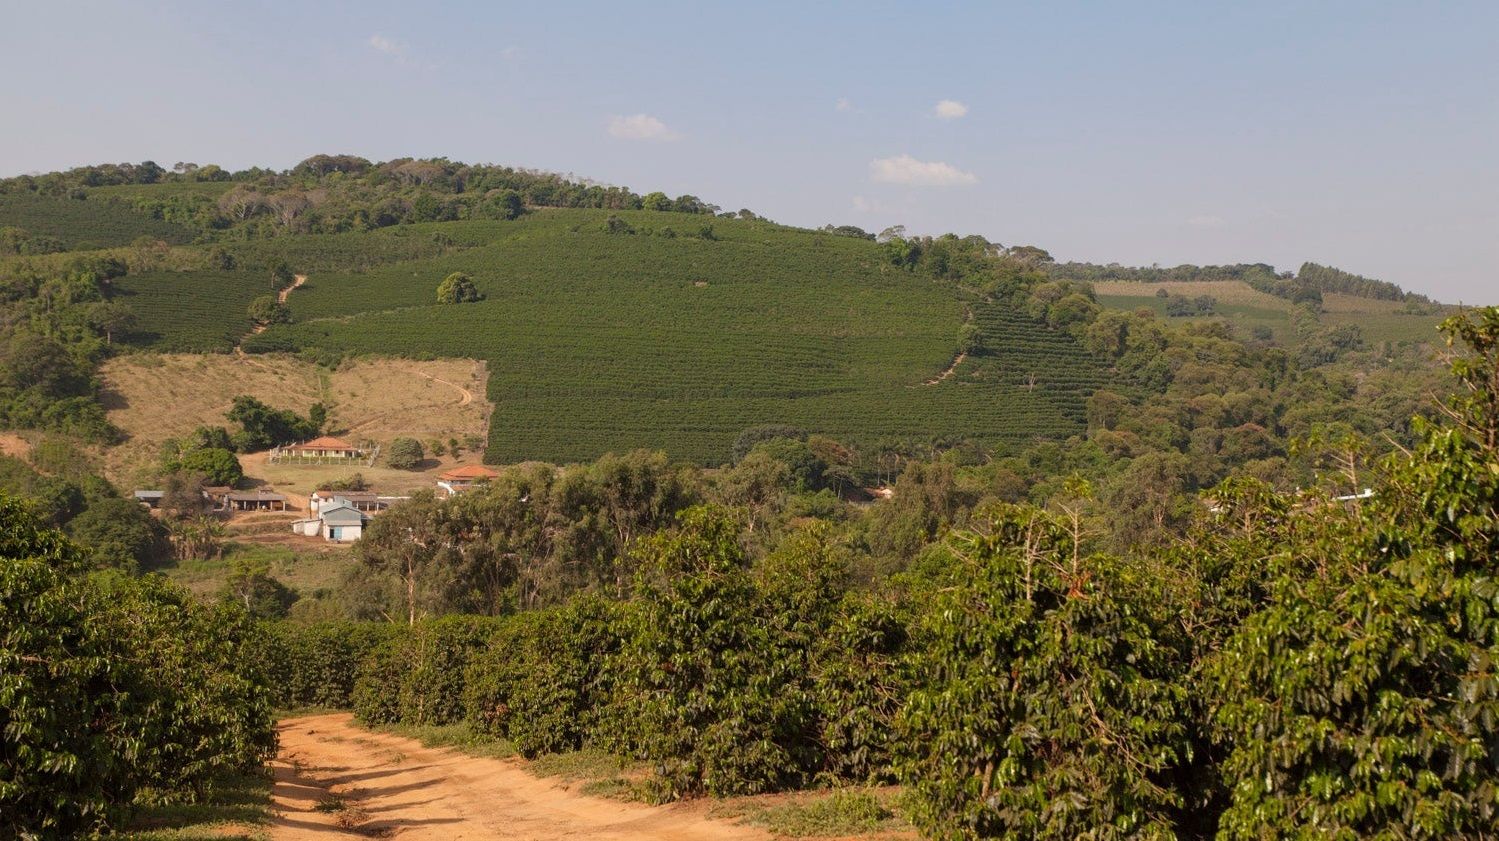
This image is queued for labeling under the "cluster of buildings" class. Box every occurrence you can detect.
[134,434,504,545]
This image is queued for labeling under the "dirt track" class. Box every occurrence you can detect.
[271,713,769,840]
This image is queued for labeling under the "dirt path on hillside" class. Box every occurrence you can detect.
[246,275,309,340]
[279,274,308,305]
[415,371,474,405]
[270,713,769,840]
[916,351,966,386]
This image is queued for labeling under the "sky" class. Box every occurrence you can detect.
[2,1,1494,302]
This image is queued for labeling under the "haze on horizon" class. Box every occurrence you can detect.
[2,1,1493,303]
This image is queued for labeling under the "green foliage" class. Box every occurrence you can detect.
[436,271,483,304]
[1207,307,1499,839]
[66,495,162,572]
[463,596,624,756]
[113,270,263,352]
[175,446,243,486]
[897,506,1190,840]
[246,294,289,326]
[603,506,810,797]
[0,193,192,249]
[0,497,274,837]
[251,621,401,709]
[224,395,318,451]
[240,209,1099,464]
[385,436,424,469]
[351,615,501,727]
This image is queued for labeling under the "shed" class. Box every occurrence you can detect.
[226,490,288,511]
[133,489,164,508]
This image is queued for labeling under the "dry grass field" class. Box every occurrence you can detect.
[99,353,491,485]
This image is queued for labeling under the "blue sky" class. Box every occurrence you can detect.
[2,1,1494,301]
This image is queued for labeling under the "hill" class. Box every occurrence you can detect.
[0,156,1455,467]
[90,207,1103,465]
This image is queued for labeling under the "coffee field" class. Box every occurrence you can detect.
[225,209,1103,463]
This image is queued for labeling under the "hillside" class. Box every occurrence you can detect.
[97,206,1104,464]
[0,157,1455,468]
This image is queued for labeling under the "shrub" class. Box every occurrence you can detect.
[386,437,424,470]
[602,506,806,798]
[896,505,1190,840]
[176,446,243,486]
[464,596,626,756]
[352,616,501,727]
[436,271,482,304]
[252,620,401,709]
[0,496,275,836]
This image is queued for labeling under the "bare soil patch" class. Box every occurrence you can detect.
[271,713,770,841]
[98,354,490,485]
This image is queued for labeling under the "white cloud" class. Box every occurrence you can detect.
[934,99,969,119]
[368,34,407,58]
[835,97,853,112]
[869,154,977,187]
[851,195,885,213]
[607,114,681,142]
[1187,214,1226,229]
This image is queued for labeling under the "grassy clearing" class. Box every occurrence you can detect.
[99,352,489,485]
[116,771,271,841]
[710,788,912,838]
[156,541,356,600]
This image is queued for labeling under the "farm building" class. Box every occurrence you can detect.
[308,489,406,514]
[291,498,370,542]
[437,464,500,496]
[202,486,233,508]
[226,490,289,511]
[133,489,163,508]
[283,436,363,459]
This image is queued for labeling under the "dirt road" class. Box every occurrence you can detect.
[270,713,769,840]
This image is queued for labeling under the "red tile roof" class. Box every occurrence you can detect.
[290,436,358,450]
[440,465,500,481]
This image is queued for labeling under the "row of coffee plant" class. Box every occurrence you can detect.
[1,497,276,838]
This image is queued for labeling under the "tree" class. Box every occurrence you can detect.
[225,396,318,451]
[641,191,671,212]
[220,558,296,618]
[176,447,243,487]
[84,301,136,345]
[269,261,295,291]
[386,437,425,470]
[436,272,482,304]
[957,322,984,355]
[247,294,289,326]
[66,497,162,573]
[481,189,524,220]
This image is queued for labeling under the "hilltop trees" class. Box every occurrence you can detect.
[224,396,319,451]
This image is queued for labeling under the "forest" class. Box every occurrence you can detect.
[0,156,1490,839]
